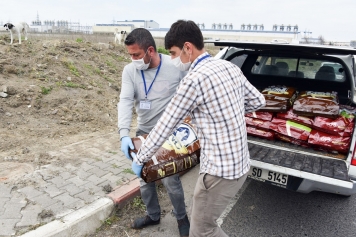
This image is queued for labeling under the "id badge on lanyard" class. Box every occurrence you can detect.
[140,100,152,110]
[140,54,162,111]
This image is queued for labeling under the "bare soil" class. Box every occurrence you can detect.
[0,33,129,166]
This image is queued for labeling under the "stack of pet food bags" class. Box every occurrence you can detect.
[245,85,356,155]
[293,91,355,154]
[245,85,298,141]
[130,117,200,183]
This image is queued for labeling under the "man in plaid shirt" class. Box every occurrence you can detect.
[131,20,265,237]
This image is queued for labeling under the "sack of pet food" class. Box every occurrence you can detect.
[245,117,271,130]
[308,130,351,154]
[246,125,275,140]
[276,109,314,127]
[258,85,297,112]
[274,133,309,147]
[293,91,339,118]
[130,118,200,183]
[269,118,312,141]
[312,105,355,136]
[245,111,274,121]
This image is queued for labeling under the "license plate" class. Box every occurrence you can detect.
[248,167,288,185]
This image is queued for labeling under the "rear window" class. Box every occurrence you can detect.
[251,55,345,81]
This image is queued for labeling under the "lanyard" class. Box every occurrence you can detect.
[192,54,210,70]
[141,54,162,99]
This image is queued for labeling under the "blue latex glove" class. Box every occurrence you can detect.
[121,136,134,160]
[131,152,143,178]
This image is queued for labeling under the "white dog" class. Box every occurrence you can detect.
[114,29,127,45]
[3,22,30,44]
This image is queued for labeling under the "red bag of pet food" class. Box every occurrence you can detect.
[343,122,355,137]
[259,85,297,112]
[246,126,275,140]
[308,130,351,154]
[269,118,312,141]
[274,133,309,147]
[276,109,314,127]
[245,117,271,130]
[313,116,347,136]
[293,91,339,118]
[245,111,274,121]
[312,106,355,136]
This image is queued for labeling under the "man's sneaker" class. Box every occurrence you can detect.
[131,215,160,229]
[177,215,190,237]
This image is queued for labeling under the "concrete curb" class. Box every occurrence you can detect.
[18,170,193,237]
[107,179,141,207]
[20,198,114,237]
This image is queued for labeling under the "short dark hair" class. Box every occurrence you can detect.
[165,20,204,50]
[124,28,156,51]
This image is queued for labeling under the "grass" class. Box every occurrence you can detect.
[157,47,170,55]
[108,151,118,155]
[102,215,120,226]
[132,197,145,210]
[123,168,134,175]
[61,59,80,77]
[64,82,85,89]
[40,86,52,95]
[117,55,129,62]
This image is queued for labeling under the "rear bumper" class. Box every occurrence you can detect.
[250,160,356,196]
[297,179,356,196]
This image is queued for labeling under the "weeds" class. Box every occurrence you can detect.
[103,75,114,83]
[132,197,145,210]
[64,82,85,89]
[105,60,114,67]
[123,168,134,175]
[102,215,119,226]
[40,86,52,95]
[61,59,80,77]
[157,47,170,55]
[117,55,128,62]
[76,38,83,43]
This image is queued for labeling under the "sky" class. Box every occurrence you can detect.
[1,0,355,42]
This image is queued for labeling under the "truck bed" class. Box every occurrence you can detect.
[247,136,349,181]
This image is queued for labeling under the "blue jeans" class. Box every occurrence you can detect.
[136,129,187,221]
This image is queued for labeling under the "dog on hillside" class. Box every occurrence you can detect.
[114,29,127,45]
[3,22,30,44]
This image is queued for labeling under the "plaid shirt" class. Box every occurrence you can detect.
[135,52,265,179]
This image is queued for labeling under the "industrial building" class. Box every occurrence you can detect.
[94,20,301,43]
[8,14,302,44]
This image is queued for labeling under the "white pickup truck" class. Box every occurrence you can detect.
[206,40,356,196]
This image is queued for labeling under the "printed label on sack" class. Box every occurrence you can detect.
[162,123,198,154]
[262,86,289,94]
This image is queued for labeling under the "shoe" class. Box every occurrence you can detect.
[131,215,160,229]
[177,215,190,237]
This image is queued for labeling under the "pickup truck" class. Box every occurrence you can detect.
[205,40,356,196]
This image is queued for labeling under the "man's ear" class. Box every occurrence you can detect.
[184,42,193,54]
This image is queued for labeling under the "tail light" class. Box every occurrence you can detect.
[351,144,356,165]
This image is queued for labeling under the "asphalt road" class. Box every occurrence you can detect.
[221,179,356,237]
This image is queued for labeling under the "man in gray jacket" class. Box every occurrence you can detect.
[117,28,189,237]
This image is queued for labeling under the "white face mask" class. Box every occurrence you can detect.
[172,47,191,71]
[131,49,151,70]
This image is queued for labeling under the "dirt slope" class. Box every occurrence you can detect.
[0,34,131,167]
